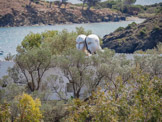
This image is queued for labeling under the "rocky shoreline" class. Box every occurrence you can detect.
[0,0,126,27]
[102,14,162,53]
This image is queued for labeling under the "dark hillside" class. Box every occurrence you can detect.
[0,0,125,27]
[102,14,162,53]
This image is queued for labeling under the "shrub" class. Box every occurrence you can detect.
[4,53,14,61]
[0,103,11,122]
[19,27,92,55]
[65,72,161,121]
[42,102,68,122]
[126,22,137,29]
[122,5,143,14]
[15,93,42,122]
[138,30,146,37]
[21,32,42,49]
[115,27,125,32]
[43,27,92,55]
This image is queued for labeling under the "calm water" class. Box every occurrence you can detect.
[0,19,145,59]
[135,0,162,5]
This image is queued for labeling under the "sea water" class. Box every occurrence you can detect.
[0,19,145,59]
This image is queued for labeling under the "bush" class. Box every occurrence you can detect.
[0,93,43,122]
[115,27,125,32]
[4,53,14,61]
[122,5,143,14]
[96,1,118,9]
[21,32,42,49]
[19,27,92,55]
[65,72,161,121]
[15,93,42,122]
[138,29,147,37]
[126,22,137,29]
[42,101,68,122]
[0,103,11,122]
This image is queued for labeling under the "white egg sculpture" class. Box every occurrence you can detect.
[76,34,103,55]
[86,34,102,54]
[76,34,86,51]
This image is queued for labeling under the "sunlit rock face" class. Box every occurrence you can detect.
[76,34,86,51]
[86,34,102,54]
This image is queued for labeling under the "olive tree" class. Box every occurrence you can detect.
[53,49,92,98]
[80,0,101,10]
[94,52,133,100]
[134,54,162,78]
[15,47,52,92]
[49,48,126,100]
[123,0,136,5]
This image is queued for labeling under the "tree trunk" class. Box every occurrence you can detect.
[82,2,85,10]
[74,89,81,98]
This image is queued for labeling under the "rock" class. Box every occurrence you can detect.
[102,14,162,53]
[0,0,126,27]
[103,17,109,21]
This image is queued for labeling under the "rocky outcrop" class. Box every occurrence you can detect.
[102,14,162,53]
[0,0,126,27]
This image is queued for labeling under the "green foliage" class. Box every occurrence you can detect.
[103,0,118,8]
[15,93,42,122]
[51,48,132,100]
[122,4,143,14]
[54,49,92,98]
[66,71,161,121]
[126,22,137,29]
[21,32,42,49]
[46,29,77,55]
[0,83,25,102]
[134,54,162,77]
[41,30,58,39]
[80,0,101,10]
[115,26,125,32]
[152,26,160,32]
[0,89,43,122]
[19,27,92,55]
[4,27,161,121]
[47,27,91,55]
[15,47,52,92]
[143,42,162,54]
[41,101,68,122]
[4,53,14,61]
[123,0,136,5]
[138,29,147,37]
[0,103,11,122]
[15,27,92,93]
[156,42,162,53]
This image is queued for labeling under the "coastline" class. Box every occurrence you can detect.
[0,0,127,28]
[126,16,145,21]
[0,16,145,28]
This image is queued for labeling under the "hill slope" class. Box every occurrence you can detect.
[102,14,162,53]
[0,0,125,27]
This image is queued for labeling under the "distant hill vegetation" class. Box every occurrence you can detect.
[0,0,126,27]
[102,14,162,53]
[94,1,162,17]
